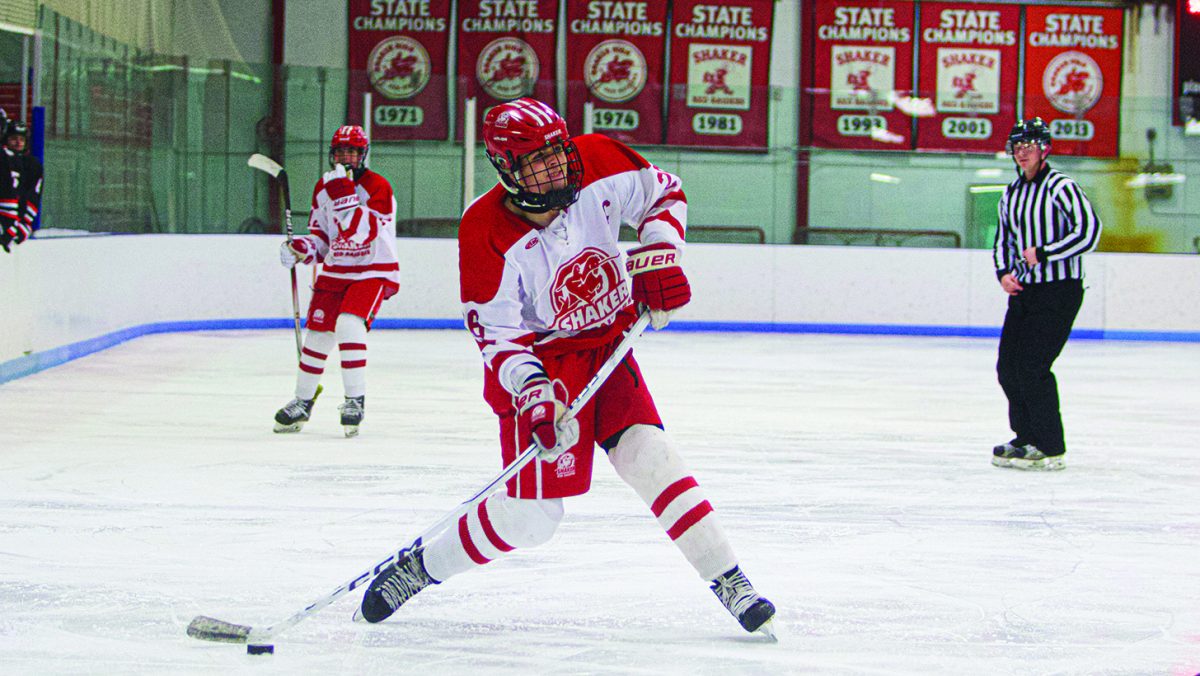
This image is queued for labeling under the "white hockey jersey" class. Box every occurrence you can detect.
[458,134,687,398]
[302,169,400,292]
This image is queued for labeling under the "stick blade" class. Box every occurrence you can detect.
[247,153,284,178]
[187,615,253,644]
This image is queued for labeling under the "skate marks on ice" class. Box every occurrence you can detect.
[0,330,1198,673]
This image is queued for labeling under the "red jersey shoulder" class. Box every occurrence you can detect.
[574,134,650,189]
[459,185,532,304]
[357,170,394,213]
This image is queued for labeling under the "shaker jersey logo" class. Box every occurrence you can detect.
[1043,51,1102,114]
[477,37,539,100]
[368,36,432,100]
[555,451,576,478]
[584,39,647,103]
[549,247,630,332]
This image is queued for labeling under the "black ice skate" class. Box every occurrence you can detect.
[339,396,365,437]
[994,444,1065,472]
[273,392,320,433]
[357,544,438,623]
[711,566,777,640]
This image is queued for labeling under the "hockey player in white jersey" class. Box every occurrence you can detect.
[274,125,399,437]
[358,98,776,637]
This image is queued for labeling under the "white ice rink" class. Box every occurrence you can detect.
[1,329,1198,675]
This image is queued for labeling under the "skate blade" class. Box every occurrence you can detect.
[352,607,366,622]
[757,619,779,642]
[343,425,360,438]
[274,422,305,433]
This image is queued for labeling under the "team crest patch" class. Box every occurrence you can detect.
[477,37,539,100]
[368,36,432,100]
[584,39,647,104]
[555,452,576,478]
[549,247,630,332]
[1043,51,1102,114]
[312,309,326,323]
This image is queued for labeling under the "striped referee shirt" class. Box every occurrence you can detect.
[993,163,1103,284]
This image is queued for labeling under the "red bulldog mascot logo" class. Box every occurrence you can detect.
[549,248,630,332]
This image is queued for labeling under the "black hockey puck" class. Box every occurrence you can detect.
[247,644,275,655]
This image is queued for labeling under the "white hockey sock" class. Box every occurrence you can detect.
[608,425,737,581]
[423,494,563,582]
[294,330,334,400]
[335,314,368,398]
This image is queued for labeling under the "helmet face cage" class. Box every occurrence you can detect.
[490,139,583,213]
[329,125,369,175]
[1005,117,1052,155]
[483,98,583,213]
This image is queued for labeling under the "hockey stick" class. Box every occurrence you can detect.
[187,312,653,647]
[248,153,304,360]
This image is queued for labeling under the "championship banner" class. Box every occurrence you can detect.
[347,0,452,141]
[456,0,559,140]
[1022,5,1124,157]
[565,1,668,145]
[810,0,917,150]
[915,2,1019,153]
[665,0,774,149]
[1175,0,1200,125]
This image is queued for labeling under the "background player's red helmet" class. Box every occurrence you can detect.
[482,98,582,213]
[329,125,369,174]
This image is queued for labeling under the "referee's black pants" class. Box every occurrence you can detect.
[996,279,1084,456]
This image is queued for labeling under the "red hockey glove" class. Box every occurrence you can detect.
[626,242,690,329]
[516,377,579,462]
[322,164,359,212]
[279,237,316,268]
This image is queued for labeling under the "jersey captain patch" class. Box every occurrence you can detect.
[549,247,630,332]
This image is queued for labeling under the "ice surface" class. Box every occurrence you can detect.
[1,330,1198,674]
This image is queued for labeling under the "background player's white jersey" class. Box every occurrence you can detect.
[304,169,399,291]
[459,134,686,396]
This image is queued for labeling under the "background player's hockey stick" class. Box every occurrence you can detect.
[249,154,321,404]
[248,153,304,360]
[187,312,652,650]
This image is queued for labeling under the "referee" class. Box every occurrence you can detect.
[991,118,1102,471]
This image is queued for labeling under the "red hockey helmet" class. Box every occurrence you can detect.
[482,98,582,213]
[329,125,369,174]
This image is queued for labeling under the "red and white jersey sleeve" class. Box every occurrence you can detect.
[458,134,687,396]
[306,169,400,291]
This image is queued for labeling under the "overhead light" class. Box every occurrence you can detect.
[1125,173,1187,188]
[974,168,1004,178]
[969,185,1007,194]
[1186,119,1200,137]
[870,173,901,184]
[994,151,1010,160]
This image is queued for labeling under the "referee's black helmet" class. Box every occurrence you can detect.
[1005,118,1052,154]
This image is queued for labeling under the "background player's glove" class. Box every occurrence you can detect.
[626,242,690,330]
[322,164,359,212]
[279,237,315,268]
[516,377,579,462]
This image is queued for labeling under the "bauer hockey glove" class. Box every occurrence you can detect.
[322,164,359,213]
[626,242,691,330]
[516,377,580,462]
[279,237,316,268]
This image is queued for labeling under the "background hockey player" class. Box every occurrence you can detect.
[274,125,399,437]
[358,98,776,637]
[1,119,41,253]
[991,118,1102,471]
